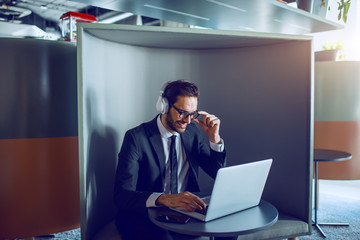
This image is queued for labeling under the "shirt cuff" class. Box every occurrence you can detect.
[210,138,224,152]
[146,192,163,208]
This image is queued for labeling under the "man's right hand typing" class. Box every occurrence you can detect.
[155,191,206,212]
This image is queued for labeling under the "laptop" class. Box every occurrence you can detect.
[171,159,273,222]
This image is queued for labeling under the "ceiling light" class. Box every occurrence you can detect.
[238,26,256,31]
[273,19,311,32]
[144,4,210,21]
[99,12,134,24]
[206,0,246,12]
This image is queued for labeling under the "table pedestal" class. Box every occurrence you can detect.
[313,149,351,238]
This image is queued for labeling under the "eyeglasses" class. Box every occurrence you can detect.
[170,103,199,120]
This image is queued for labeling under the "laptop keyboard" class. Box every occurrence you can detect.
[202,196,211,205]
[195,196,210,215]
[195,205,208,215]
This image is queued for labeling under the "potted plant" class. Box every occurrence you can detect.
[329,0,351,23]
[297,0,329,18]
[313,0,329,18]
[297,0,351,22]
[315,40,345,61]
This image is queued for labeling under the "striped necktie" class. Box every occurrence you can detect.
[169,135,178,194]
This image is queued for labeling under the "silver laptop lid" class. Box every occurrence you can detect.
[205,159,272,221]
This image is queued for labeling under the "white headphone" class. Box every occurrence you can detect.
[156,82,170,114]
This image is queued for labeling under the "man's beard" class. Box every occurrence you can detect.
[166,114,187,134]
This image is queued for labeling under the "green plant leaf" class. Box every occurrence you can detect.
[343,14,347,23]
[343,2,351,23]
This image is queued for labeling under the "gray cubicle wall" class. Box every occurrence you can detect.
[78,23,313,239]
[0,38,79,239]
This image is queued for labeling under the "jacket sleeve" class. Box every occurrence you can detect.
[188,124,227,180]
[113,129,152,215]
[199,138,227,179]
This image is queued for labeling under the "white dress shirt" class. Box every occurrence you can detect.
[146,115,224,207]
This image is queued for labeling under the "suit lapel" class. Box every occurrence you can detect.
[146,117,166,184]
[146,117,200,191]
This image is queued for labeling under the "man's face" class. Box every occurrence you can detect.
[165,96,198,134]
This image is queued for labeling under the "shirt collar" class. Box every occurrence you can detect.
[157,115,179,139]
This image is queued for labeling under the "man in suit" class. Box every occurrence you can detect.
[114,80,228,240]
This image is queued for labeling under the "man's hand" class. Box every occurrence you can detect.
[155,191,206,212]
[193,111,221,144]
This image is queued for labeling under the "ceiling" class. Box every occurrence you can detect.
[0,0,137,38]
[0,0,342,39]
[0,0,167,29]
[12,0,88,22]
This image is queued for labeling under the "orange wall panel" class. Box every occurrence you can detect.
[0,137,80,239]
[314,121,360,180]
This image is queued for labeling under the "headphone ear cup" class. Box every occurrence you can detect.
[156,82,170,114]
[156,95,169,114]
[162,97,169,114]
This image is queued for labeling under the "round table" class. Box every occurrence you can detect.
[314,149,352,162]
[148,200,278,240]
[313,149,352,238]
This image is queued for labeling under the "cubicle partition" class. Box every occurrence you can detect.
[0,38,79,239]
[77,23,313,239]
[314,61,360,180]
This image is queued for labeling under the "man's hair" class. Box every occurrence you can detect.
[163,80,199,105]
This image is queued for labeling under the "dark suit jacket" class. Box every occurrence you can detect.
[114,115,226,220]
